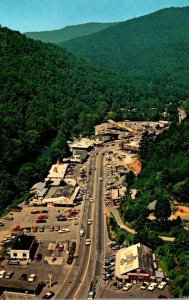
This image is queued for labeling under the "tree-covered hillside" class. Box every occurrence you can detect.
[25,22,119,44]
[61,7,189,99]
[0,26,150,211]
[121,117,189,297]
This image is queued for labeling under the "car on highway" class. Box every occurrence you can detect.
[28,274,37,282]
[90,198,94,202]
[86,239,91,245]
[99,177,103,181]
[147,282,158,291]
[158,281,167,289]
[140,282,149,290]
[88,219,92,225]
[88,290,95,299]
[42,291,55,299]
[123,283,132,291]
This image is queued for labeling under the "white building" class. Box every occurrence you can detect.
[10,235,36,260]
[115,243,156,283]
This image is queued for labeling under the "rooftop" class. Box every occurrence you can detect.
[47,163,68,179]
[11,235,35,251]
[115,243,155,278]
[30,182,46,192]
[68,138,95,149]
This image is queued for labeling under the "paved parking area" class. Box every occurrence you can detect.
[0,195,84,297]
[99,282,170,299]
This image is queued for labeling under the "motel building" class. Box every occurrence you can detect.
[115,243,156,283]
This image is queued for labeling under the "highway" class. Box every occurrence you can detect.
[55,147,106,299]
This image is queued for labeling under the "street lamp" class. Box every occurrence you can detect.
[48,271,53,288]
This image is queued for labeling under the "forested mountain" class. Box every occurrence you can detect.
[25,22,118,44]
[61,7,189,97]
[121,117,189,297]
[0,26,148,212]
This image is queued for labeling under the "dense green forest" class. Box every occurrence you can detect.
[25,22,118,44]
[0,26,166,212]
[119,118,189,297]
[61,7,189,104]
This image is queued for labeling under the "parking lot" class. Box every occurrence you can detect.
[99,281,170,299]
[0,195,85,296]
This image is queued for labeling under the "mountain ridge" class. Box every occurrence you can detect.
[25,22,119,44]
[60,6,189,90]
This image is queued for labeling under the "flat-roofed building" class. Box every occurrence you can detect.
[47,163,68,181]
[115,243,155,283]
[68,138,96,157]
[10,235,36,260]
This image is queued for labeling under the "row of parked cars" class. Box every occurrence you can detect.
[141,280,167,291]
[103,256,115,284]
[122,280,167,292]
[0,270,37,281]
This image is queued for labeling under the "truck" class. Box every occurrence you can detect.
[80,229,84,237]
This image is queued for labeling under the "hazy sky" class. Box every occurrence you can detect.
[0,0,189,32]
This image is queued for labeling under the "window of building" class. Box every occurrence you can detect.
[22,253,27,257]
[13,253,17,257]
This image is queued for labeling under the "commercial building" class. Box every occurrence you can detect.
[115,243,156,283]
[10,235,36,260]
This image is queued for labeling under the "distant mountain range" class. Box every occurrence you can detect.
[25,22,119,44]
[60,7,189,89]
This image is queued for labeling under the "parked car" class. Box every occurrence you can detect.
[58,228,69,233]
[32,226,38,232]
[49,226,54,232]
[123,283,132,291]
[42,291,55,299]
[37,214,48,219]
[57,216,67,221]
[28,274,37,282]
[58,244,64,251]
[140,282,149,290]
[36,219,46,223]
[147,282,158,291]
[39,226,45,232]
[31,210,40,214]
[158,281,167,290]
[3,216,13,221]
[20,273,27,280]
[0,270,6,278]
[0,222,5,227]
[5,271,14,279]
[12,225,22,231]
[10,206,22,212]
[35,253,42,261]
[54,226,60,231]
